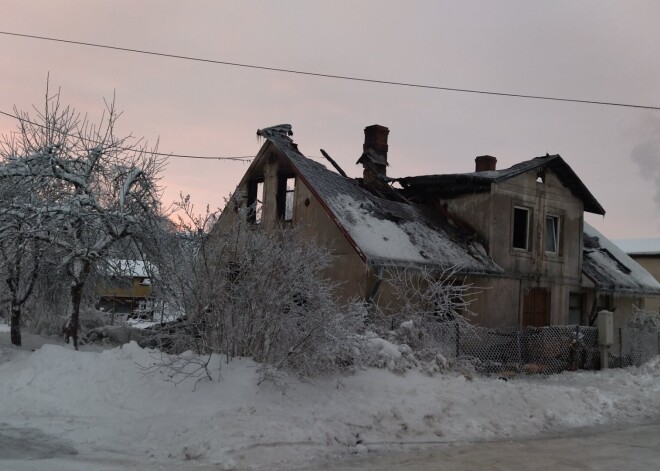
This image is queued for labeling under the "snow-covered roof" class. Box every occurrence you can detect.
[582,223,660,296]
[613,238,660,256]
[106,259,154,278]
[258,126,503,275]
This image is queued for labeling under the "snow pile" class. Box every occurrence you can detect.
[0,339,659,470]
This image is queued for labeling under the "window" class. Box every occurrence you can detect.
[247,179,264,224]
[568,292,582,325]
[277,175,296,221]
[512,206,531,251]
[544,215,560,254]
[597,294,613,312]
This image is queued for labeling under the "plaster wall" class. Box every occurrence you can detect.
[441,171,585,326]
[629,255,660,313]
[220,147,369,303]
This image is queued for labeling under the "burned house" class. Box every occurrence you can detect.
[216,124,660,328]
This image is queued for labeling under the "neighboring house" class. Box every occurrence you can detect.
[97,259,154,318]
[612,238,660,313]
[215,123,660,329]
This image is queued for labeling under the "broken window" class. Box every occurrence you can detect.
[568,292,582,325]
[277,175,296,221]
[247,179,264,224]
[512,206,531,251]
[544,215,560,254]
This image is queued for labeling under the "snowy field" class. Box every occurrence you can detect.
[1,324,660,470]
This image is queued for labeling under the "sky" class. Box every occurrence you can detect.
[1,1,659,238]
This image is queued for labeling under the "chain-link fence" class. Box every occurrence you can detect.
[434,324,660,375]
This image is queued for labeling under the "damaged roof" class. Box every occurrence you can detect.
[582,222,660,296]
[397,155,606,215]
[256,125,503,275]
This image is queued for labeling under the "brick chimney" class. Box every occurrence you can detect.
[363,125,389,158]
[475,155,497,172]
[357,125,390,184]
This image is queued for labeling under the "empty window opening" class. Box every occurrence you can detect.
[512,207,531,251]
[247,179,264,224]
[277,175,296,221]
[544,215,560,253]
[568,292,583,325]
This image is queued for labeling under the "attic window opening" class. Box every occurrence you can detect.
[247,179,264,224]
[544,215,560,254]
[512,206,532,251]
[277,175,296,221]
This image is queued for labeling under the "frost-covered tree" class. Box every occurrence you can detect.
[0,87,165,349]
[0,177,46,346]
[373,266,480,350]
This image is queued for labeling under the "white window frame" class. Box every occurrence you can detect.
[544,214,560,254]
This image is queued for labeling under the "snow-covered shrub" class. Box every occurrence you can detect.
[629,306,660,330]
[364,266,482,375]
[144,203,368,379]
[372,266,479,342]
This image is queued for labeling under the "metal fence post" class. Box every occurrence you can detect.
[517,327,523,371]
[618,328,623,368]
[455,322,460,358]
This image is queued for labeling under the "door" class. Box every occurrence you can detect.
[523,288,550,327]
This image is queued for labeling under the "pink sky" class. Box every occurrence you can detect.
[1,1,659,238]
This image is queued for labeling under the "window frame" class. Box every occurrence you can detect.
[512,205,532,252]
[247,178,264,224]
[568,292,583,325]
[544,214,561,255]
[277,174,296,222]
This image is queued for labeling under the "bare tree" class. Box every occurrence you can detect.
[373,266,481,350]
[0,86,165,349]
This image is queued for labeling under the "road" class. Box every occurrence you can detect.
[2,422,659,470]
[308,422,660,471]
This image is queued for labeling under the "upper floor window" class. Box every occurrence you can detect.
[277,175,296,222]
[544,215,560,254]
[512,206,531,251]
[247,179,264,224]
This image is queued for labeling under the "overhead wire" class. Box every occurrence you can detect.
[1,30,659,111]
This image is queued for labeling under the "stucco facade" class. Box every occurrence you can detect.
[213,124,660,329]
[436,171,585,327]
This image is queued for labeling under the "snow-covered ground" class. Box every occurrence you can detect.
[1,324,660,470]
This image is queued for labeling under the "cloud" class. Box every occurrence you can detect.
[631,119,660,214]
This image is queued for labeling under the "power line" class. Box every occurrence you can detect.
[0,109,254,162]
[1,30,659,111]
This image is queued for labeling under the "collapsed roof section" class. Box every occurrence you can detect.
[397,155,606,215]
[256,125,503,275]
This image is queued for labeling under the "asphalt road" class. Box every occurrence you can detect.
[2,422,659,470]
[308,422,660,471]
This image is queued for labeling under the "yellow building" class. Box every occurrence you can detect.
[97,259,154,318]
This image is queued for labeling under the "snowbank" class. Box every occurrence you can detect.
[1,340,659,470]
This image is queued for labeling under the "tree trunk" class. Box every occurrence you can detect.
[10,304,21,347]
[67,282,84,350]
